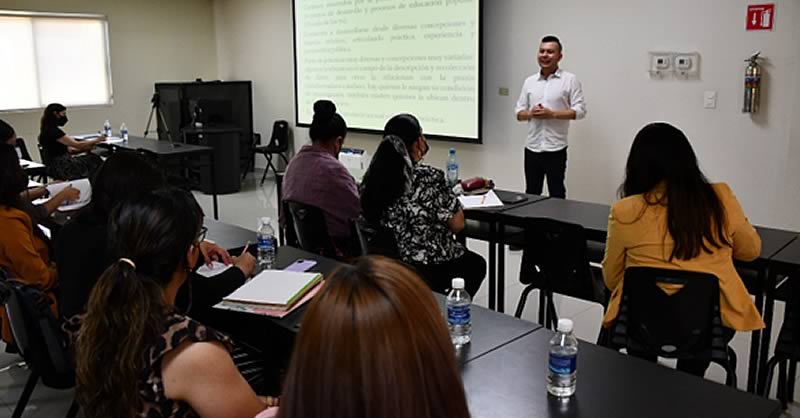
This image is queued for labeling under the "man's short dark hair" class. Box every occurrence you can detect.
[541,35,562,52]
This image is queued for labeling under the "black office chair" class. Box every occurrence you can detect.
[0,274,79,418]
[349,216,400,258]
[15,137,33,161]
[762,271,800,408]
[36,142,60,181]
[605,267,738,387]
[284,200,338,258]
[16,138,47,183]
[516,219,606,329]
[256,121,290,186]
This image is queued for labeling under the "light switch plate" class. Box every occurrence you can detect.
[704,90,717,109]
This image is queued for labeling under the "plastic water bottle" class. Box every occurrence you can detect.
[446,148,459,187]
[447,278,472,346]
[103,120,112,137]
[547,318,578,397]
[256,217,276,272]
[120,123,129,142]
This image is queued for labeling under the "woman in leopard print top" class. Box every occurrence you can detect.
[73,188,267,418]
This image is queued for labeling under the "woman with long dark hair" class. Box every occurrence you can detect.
[282,100,360,255]
[75,188,266,418]
[38,103,104,180]
[263,257,470,418]
[1,118,80,221]
[602,122,763,376]
[0,144,59,344]
[56,152,254,320]
[360,113,485,296]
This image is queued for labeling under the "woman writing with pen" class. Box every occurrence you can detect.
[1,118,81,224]
[360,113,486,297]
[0,144,60,345]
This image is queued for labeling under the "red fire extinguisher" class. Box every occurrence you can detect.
[743,51,762,113]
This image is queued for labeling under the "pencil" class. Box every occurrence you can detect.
[240,241,251,256]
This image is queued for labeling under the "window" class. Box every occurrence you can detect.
[0,11,112,112]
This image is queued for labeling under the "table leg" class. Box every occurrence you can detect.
[208,152,219,220]
[747,267,766,393]
[488,220,496,311]
[498,222,506,313]
[757,268,777,395]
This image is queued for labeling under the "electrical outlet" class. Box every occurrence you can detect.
[675,55,693,71]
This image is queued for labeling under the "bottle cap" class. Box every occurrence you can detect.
[451,278,465,289]
[260,216,271,225]
[557,319,573,333]
[449,147,456,153]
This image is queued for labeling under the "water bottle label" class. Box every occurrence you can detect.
[447,304,470,326]
[257,237,273,250]
[548,353,577,375]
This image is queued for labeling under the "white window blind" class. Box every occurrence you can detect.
[0,12,112,112]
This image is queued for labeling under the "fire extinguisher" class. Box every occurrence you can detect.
[743,51,762,113]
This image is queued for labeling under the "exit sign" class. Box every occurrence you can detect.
[747,4,775,31]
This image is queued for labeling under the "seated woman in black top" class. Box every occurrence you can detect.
[56,152,256,320]
[360,114,486,297]
[38,103,104,180]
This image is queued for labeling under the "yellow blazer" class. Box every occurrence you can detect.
[0,206,58,342]
[602,183,764,331]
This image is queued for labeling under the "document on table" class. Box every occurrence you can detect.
[19,159,45,170]
[196,261,233,278]
[458,189,503,209]
[47,179,92,211]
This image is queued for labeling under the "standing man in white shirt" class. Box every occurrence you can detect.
[515,35,586,198]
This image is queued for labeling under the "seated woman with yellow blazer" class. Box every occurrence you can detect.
[602,122,763,376]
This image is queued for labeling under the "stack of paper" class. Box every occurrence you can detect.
[49,179,92,211]
[458,189,503,209]
[215,270,323,317]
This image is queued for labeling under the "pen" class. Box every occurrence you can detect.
[480,195,486,205]
[240,241,251,256]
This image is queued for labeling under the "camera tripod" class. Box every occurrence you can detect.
[143,92,174,142]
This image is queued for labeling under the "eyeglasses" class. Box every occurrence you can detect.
[195,226,208,244]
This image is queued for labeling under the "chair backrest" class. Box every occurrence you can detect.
[521,218,603,304]
[15,137,33,161]
[349,216,400,258]
[610,267,723,359]
[771,269,800,356]
[268,120,289,151]
[284,200,337,257]
[37,143,53,166]
[0,275,74,389]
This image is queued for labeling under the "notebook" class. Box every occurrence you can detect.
[223,270,322,310]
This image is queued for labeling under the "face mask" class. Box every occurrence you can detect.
[57,116,68,126]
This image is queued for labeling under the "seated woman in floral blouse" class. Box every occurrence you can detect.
[360,114,485,296]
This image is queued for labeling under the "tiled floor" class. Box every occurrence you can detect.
[1,171,798,416]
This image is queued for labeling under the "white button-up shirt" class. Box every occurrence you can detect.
[515,68,586,152]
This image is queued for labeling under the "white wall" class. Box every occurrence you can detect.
[215,0,800,229]
[0,0,218,155]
